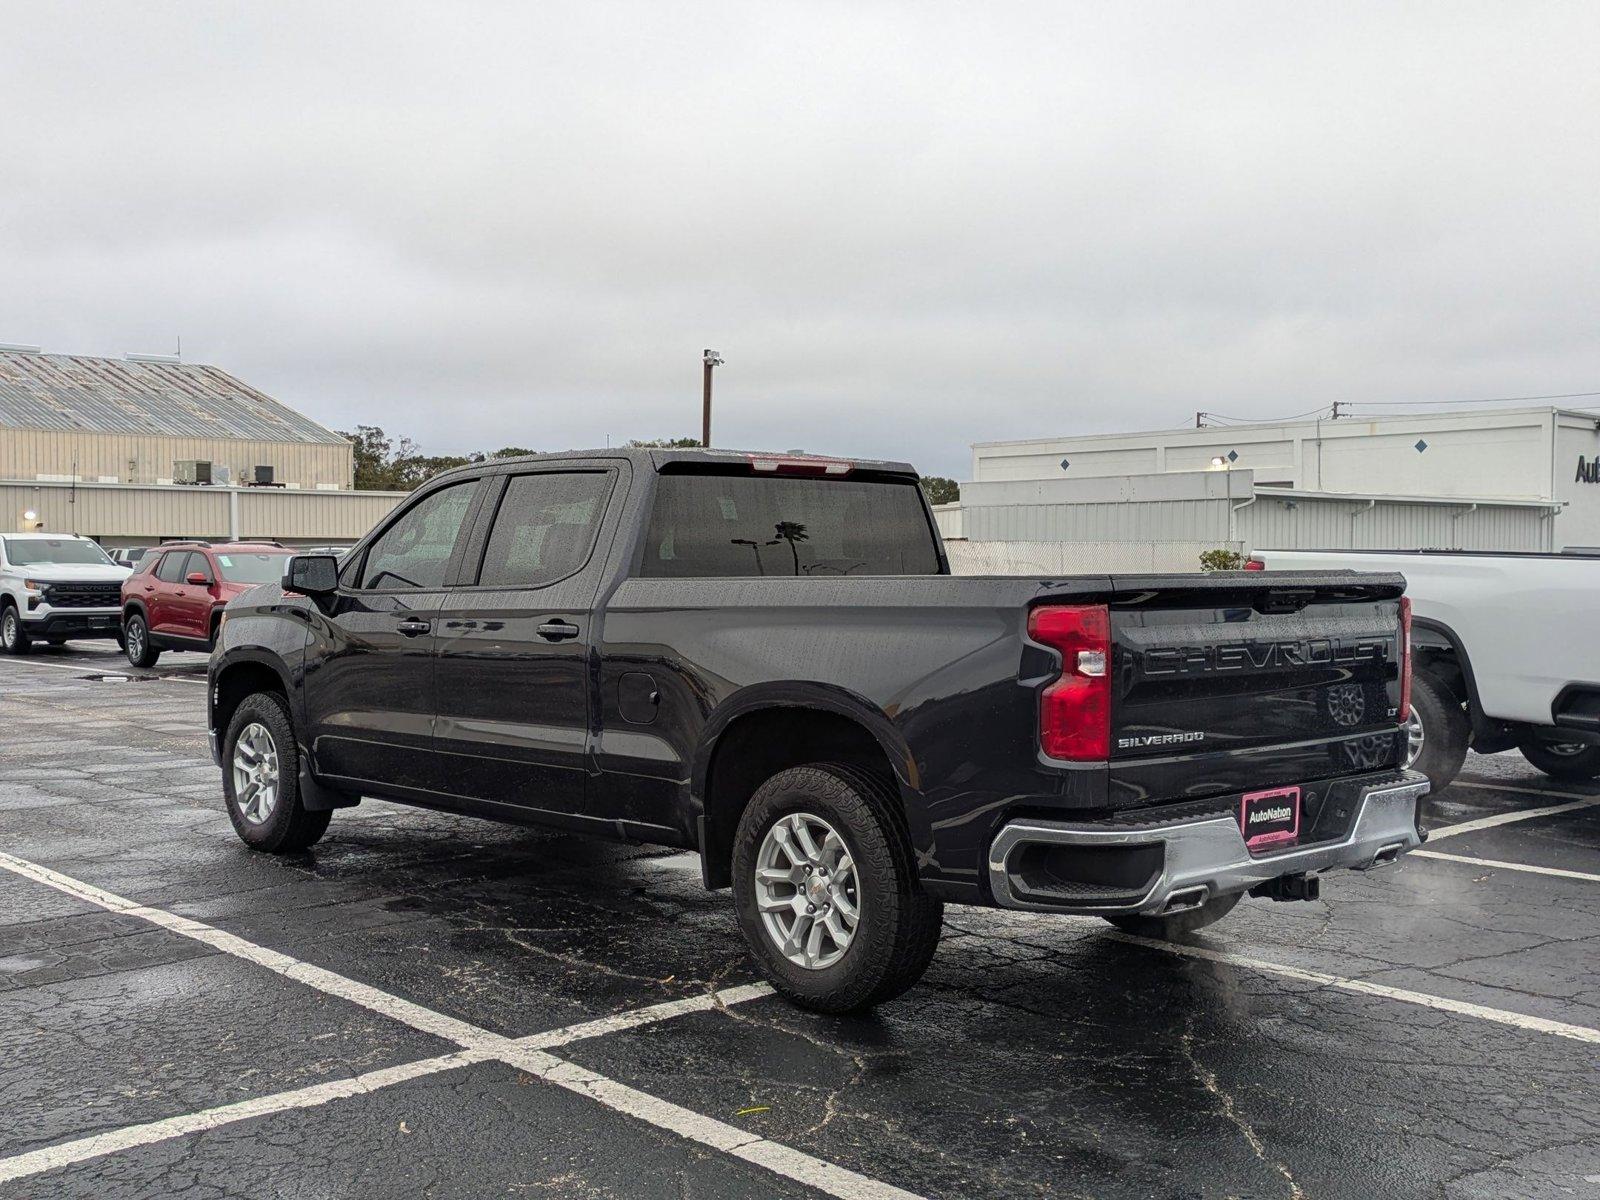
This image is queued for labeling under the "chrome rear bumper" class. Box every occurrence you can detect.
[986,773,1430,915]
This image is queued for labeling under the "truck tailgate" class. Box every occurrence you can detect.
[1105,571,1407,804]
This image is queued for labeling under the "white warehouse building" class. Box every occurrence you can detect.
[936,407,1599,569]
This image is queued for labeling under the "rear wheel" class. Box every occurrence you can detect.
[732,762,943,1013]
[223,692,331,853]
[124,613,160,668]
[1406,670,1469,791]
[1104,892,1241,939]
[0,605,31,655]
[1517,735,1600,782]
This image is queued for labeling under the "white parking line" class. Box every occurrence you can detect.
[0,850,917,1198]
[1103,928,1600,1044]
[1412,849,1600,884]
[1428,795,1600,841]
[0,1049,494,1184]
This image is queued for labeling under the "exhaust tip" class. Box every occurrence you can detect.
[1161,886,1209,915]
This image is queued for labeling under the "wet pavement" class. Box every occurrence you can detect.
[2,644,1598,1199]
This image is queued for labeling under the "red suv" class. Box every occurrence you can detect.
[122,542,291,667]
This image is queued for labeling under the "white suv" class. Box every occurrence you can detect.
[0,534,131,655]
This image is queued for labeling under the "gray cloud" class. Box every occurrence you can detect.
[2,1,1596,478]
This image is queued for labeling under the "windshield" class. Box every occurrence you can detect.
[214,552,290,583]
[3,538,115,567]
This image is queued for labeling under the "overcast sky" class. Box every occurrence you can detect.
[2,2,1596,479]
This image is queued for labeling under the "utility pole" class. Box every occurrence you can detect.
[702,349,724,447]
[1330,400,1344,420]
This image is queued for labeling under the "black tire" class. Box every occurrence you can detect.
[1407,670,1469,792]
[1104,892,1241,939]
[731,762,943,1014]
[1517,735,1600,782]
[0,605,31,655]
[222,691,331,853]
[123,613,161,668]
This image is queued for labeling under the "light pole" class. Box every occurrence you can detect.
[702,349,723,447]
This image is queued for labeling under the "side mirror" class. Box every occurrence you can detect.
[185,571,211,586]
[283,554,340,597]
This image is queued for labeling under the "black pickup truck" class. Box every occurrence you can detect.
[209,448,1429,1011]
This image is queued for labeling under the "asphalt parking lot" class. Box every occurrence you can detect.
[2,645,1598,1199]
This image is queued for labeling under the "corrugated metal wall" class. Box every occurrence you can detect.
[947,540,1237,574]
[0,429,353,489]
[1238,495,1548,550]
[2,480,402,542]
[238,489,403,539]
[964,499,1234,542]
[952,493,1549,552]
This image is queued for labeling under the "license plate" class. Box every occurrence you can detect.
[91,617,113,627]
[1240,786,1301,851]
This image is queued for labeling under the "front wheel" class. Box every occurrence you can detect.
[1104,892,1241,939]
[1,606,31,655]
[732,763,943,1013]
[123,613,160,668]
[1517,735,1600,782]
[223,692,331,853]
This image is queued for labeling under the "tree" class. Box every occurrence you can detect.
[340,429,547,491]
[919,476,960,505]
[627,437,703,448]
[340,426,422,491]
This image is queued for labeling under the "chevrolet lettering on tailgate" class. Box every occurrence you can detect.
[1138,637,1392,676]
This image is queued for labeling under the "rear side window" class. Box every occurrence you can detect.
[154,552,188,583]
[476,472,611,588]
[639,473,942,578]
[360,480,477,590]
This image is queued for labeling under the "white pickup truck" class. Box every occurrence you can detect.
[0,533,131,655]
[1248,549,1600,790]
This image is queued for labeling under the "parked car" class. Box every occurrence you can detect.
[1,533,130,654]
[1248,548,1600,789]
[122,542,293,666]
[108,547,152,569]
[209,449,1427,1012]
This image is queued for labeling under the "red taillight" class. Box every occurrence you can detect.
[1244,556,1266,570]
[1398,595,1413,722]
[1029,603,1111,761]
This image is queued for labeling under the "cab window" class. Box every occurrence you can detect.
[359,481,478,590]
[474,472,612,588]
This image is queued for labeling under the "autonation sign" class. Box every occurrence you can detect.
[1580,456,1600,484]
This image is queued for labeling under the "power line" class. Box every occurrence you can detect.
[1197,389,1600,428]
[1343,390,1600,408]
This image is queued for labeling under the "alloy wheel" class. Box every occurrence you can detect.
[231,722,281,825]
[126,620,144,661]
[1,610,15,649]
[1404,705,1425,767]
[754,812,861,970]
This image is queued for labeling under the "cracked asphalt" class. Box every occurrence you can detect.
[2,644,1598,1199]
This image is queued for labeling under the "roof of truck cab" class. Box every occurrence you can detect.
[428,447,919,479]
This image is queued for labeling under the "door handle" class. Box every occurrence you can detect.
[395,619,432,637]
[536,620,580,641]
[143,585,154,592]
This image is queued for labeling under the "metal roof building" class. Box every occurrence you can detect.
[0,346,353,490]
[0,346,389,546]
